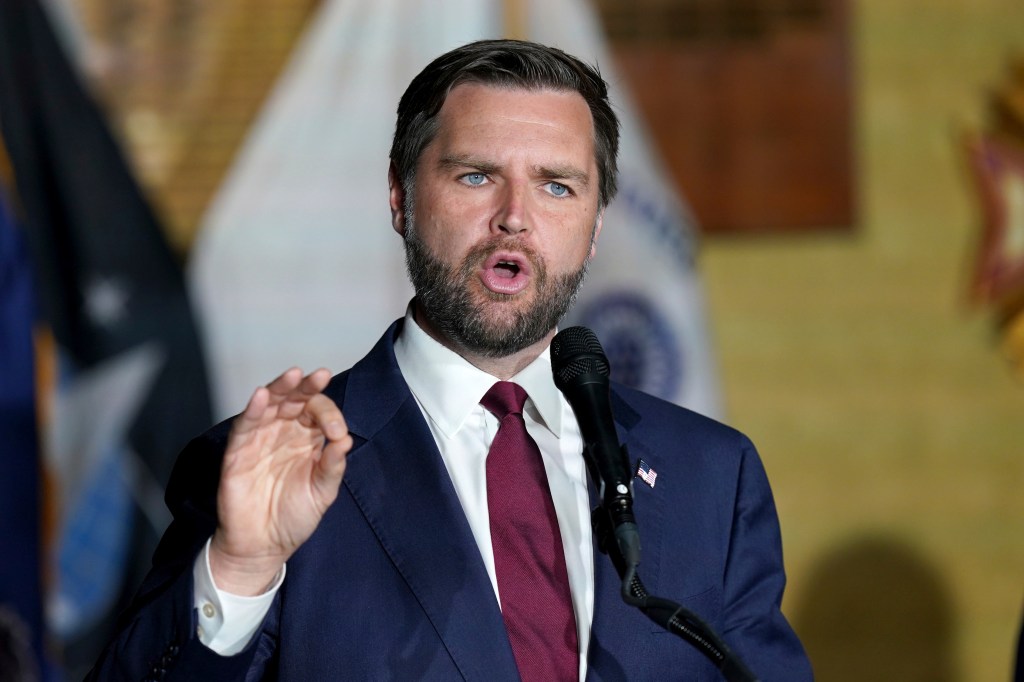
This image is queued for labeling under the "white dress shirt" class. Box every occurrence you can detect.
[194,309,595,680]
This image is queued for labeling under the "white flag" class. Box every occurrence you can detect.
[189,0,501,418]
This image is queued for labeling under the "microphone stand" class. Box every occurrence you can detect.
[590,450,760,682]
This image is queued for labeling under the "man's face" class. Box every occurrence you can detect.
[391,83,604,358]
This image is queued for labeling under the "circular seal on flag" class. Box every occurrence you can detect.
[574,292,682,400]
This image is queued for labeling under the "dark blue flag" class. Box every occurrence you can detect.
[0,0,213,676]
[0,181,44,682]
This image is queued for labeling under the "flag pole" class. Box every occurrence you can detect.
[502,0,527,40]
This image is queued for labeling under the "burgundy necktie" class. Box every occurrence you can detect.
[482,381,578,682]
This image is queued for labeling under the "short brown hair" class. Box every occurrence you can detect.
[390,39,620,208]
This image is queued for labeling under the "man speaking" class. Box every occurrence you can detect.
[87,39,812,681]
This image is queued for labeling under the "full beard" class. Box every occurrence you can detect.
[403,221,590,359]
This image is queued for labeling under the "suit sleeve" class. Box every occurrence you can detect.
[84,423,281,681]
[719,435,813,682]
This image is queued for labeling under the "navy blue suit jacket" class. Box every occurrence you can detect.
[88,320,812,681]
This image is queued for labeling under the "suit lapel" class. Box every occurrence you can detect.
[327,324,671,679]
[587,388,669,679]
[333,323,519,681]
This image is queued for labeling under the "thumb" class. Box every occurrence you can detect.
[312,435,351,503]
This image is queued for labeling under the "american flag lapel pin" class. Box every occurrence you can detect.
[635,459,658,488]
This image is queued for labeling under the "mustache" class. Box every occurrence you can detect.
[459,236,545,279]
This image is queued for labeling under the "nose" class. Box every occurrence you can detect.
[491,181,530,236]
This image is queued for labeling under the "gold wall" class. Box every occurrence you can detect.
[701,1,1024,679]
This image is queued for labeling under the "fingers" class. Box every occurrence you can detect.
[268,368,332,420]
[231,367,337,441]
[231,385,272,440]
[264,366,304,397]
[304,393,347,442]
[313,428,352,501]
[297,386,351,503]
[264,366,330,398]
[296,368,331,396]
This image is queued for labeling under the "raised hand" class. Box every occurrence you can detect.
[208,368,353,595]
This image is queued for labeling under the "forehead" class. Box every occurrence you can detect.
[430,83,596,158]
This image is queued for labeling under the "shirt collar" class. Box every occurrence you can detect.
[393,305,564,440]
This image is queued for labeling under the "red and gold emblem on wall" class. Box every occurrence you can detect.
[966,57,1024,379]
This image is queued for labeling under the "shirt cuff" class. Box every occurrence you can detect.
[192,537,286,656]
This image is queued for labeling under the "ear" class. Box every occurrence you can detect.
[589,209,605,259]
[388,162,407,237]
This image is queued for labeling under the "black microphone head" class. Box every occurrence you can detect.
[551,326,610,390]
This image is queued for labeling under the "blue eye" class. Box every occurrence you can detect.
[463,173,487,186]
[548,182,569,197]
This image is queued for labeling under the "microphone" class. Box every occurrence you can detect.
[550,326,640,568]
[552,328,760,681]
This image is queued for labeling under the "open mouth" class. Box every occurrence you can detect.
[481,252,532,294]
[493,259,521,278]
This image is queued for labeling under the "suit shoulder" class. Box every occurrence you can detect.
[610,381,753,451]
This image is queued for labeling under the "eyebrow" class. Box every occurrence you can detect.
[538,164,591,188]
[438,154,500,175]
[438,154,591,188]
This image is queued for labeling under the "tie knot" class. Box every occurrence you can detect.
[480,381,528,420]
